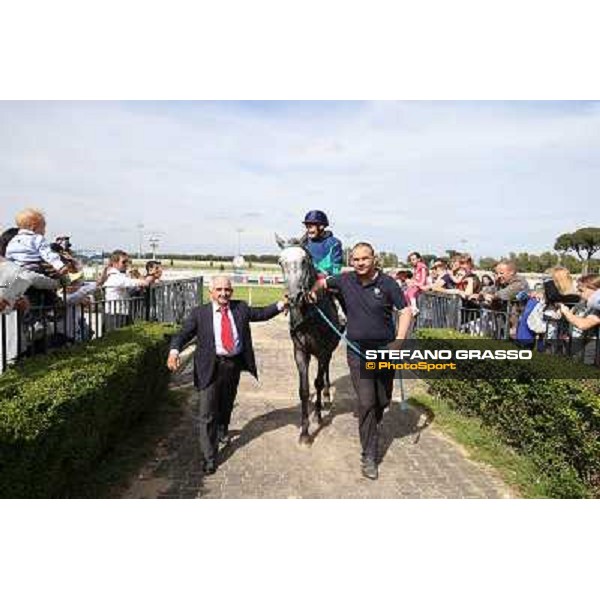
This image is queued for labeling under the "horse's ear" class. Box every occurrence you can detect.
[275,233,287,249]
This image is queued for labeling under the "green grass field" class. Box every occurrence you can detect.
[231,285,285,305]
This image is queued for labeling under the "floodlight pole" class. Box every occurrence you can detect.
[236,228,244,256]
[137,223,144,259]
[148,235,160,260]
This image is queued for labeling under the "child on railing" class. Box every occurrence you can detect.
[5,208,82,305]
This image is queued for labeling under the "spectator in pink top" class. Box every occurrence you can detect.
[405,251,429,316]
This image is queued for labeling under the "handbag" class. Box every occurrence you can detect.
[526,300,547,334]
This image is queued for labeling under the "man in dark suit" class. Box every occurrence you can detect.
[167,275,288,475]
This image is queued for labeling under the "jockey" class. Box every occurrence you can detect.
[301,210,343,281]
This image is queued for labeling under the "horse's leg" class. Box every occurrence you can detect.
[322,359,332,410]
[313,359,326,425]
[295,346,311,445]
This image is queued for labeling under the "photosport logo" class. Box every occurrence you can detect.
[356,339,598,380]
[363,348,532,375]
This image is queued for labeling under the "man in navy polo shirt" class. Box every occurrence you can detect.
[312,242,413,480]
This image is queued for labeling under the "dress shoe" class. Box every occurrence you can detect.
[361,453,379,465]
[361,458,378,480]
[203,460,217,475]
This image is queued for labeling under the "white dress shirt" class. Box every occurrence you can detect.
[103,267,145,314]
[213,301,241,356]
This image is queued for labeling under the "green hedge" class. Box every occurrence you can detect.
[415,329,600,498]
[0,322,176,498]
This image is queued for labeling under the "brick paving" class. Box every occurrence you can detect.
[121,317,515,499]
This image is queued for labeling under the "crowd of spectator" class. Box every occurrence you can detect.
[394,251,600,364]
[1,208,164,355]
[516,267,600,360]
[395,253,530,308]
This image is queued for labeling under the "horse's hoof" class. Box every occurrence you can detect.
[298,434,311,446]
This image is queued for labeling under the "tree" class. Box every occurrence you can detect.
[422,254,437,266]
[555,227,600,273]
[538,251,557,272]
[478,256,497,271]
[561,254,584,274]
[379,251,399,268]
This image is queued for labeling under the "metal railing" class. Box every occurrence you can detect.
[1,276,203,374]
[415,291,600,367]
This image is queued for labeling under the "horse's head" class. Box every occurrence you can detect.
[276,234,316,306]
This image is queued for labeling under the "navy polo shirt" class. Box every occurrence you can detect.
[326,270,406,343]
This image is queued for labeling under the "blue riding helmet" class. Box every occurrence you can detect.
[303,210,329,227]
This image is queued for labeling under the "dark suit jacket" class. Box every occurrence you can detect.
[170,300,281,390]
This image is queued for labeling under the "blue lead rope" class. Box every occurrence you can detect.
[312,304,366,360]
[311,304,408,410]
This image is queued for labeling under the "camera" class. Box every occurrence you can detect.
[54,236,72,252]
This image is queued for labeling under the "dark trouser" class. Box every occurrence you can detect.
[197,355,242,463]
[347,350,394,461]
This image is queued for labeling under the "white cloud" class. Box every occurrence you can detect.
[0,101,599,258]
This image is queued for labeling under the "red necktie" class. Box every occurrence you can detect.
[221,305,235,353]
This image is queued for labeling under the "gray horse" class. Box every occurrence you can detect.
[276,235,343,444]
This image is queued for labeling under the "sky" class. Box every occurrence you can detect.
[1,100,599,260]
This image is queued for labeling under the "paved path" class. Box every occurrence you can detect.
[121,317,514,499]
